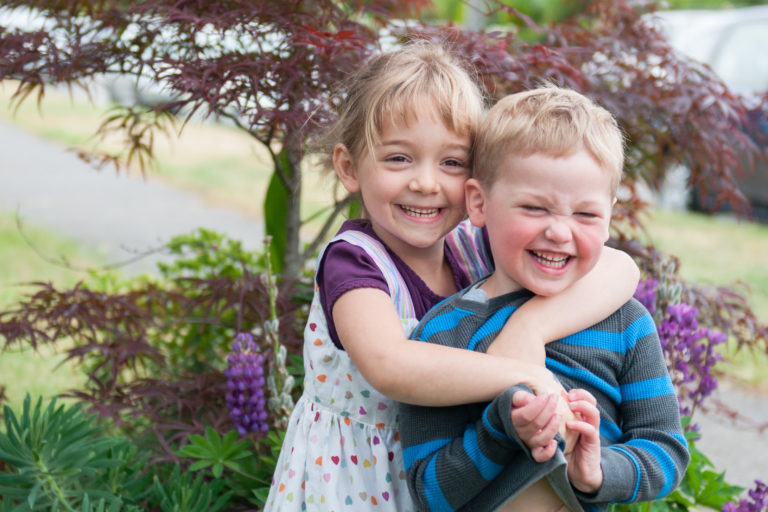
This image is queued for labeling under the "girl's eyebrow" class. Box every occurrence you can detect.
[379,138,470,153]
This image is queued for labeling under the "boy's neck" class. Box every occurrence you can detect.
[478,272,523,299]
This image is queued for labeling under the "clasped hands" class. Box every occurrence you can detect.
[511,371,604,494]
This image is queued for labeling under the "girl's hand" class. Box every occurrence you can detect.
[564,388,603,494]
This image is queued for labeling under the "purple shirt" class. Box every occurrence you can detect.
[317,219,475,349]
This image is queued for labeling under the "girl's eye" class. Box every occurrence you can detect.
[522,205,546,213]
[576,211,599,219]
[385,154,409,163]
[443,158,466,168]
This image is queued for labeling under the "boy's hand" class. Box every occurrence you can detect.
[564,388,603,494]
[511,391,561,462]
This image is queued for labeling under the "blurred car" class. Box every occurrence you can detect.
[650,6,768,219]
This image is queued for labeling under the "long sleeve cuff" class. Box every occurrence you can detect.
[575,446,638,504]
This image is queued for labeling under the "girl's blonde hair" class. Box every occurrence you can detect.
[473,85,625,192]
[324,40,486,168]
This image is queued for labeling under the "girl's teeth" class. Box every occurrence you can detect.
[401,206,439,217]
[532,251,569,268]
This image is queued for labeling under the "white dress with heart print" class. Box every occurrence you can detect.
[264,230,419,511]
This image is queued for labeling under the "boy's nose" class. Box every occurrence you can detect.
[408,167,440,194]
[544,219,573,243]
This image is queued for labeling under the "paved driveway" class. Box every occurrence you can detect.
[0,119,264,274]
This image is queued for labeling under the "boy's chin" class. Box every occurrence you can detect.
[525,278,579,297]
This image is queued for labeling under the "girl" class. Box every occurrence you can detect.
[264,41,639,511]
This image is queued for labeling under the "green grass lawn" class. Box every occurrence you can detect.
[0,213,99,410]
[637,208,768,321]
[635,208,768,390]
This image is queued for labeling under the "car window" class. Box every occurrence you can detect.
[711,21,768,96]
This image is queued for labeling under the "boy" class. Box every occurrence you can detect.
[399,86,689,511]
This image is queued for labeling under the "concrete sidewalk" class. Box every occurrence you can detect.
[0,119,265,274]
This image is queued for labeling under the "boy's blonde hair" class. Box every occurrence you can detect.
[327,40,486,166]
[473,85,624,192]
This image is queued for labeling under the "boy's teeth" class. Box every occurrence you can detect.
[532,251,569,268]
[401,206,439,217]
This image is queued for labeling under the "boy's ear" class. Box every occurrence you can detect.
[465,178,487,228]
[333,143,360,194]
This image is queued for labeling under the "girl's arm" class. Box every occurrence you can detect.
[333,287,559,406]
[487,247,639,361]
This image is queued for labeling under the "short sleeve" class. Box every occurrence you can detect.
[317,239,390,349]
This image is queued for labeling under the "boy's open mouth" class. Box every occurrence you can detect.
[530,250,571,269]
[400,205,440,218]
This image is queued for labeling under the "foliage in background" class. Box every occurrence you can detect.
[0,226,765,510]
[0,230,305,462]
[1,0,766,283]
[1,0,768,510]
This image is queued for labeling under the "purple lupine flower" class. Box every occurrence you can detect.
[226,332,269,435]
[723,480,768,511]
[634,278,659,317]
[658,303,726,415]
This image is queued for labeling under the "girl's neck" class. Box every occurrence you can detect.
[392,243,457,298]
[410,255,457,297]
[362,219,458,297]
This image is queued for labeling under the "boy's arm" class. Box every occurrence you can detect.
[575,304,690,505]
[400,386,541,511]
[334,288,560,405]
[488,247,639,360]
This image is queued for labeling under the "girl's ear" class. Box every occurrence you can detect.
[333,143,360,194]
[465,178,487,228]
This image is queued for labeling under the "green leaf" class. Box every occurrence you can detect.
[27,479,42,508]
[252,486,270,504]
[188,460,213,472]
[212,462,224,479]
[264,149,290,274]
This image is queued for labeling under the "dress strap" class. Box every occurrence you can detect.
[318,230,417,322]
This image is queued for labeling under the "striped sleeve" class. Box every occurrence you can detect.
[400,386,531,511]
[579,300,690,505]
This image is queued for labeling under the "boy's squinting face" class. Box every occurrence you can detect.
[467,149,614,297]
[335,106,471,260]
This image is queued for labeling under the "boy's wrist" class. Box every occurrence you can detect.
[572,470,603,495]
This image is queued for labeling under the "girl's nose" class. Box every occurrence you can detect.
[408,167,440,194]
[544,219,573,243]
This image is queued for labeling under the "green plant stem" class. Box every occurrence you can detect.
[40,467,78,512]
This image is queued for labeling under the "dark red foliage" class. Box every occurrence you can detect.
[0,273,304,459]
[408,0,767,222]
[2,0,766,281]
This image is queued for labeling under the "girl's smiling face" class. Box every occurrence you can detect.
[334,105,471,262]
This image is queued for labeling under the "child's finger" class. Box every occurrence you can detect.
[514,393,558,430]
[528,412,561,447]
[567,388,597,406]
[512,390,536,408]
[568,398,600,426]
[564,418,597,440]
[530,439,558,463]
